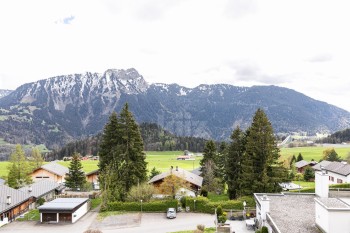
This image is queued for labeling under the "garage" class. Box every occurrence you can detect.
[42,213,57,222]
[38,198,89,223]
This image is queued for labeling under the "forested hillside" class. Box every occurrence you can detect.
[46,122,208,160]
[319,129,350,144]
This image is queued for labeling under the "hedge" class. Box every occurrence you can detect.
[185,196,255,214]
[105,199,178,212]
[330,183,350,188]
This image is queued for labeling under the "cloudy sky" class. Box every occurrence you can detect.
[1,0,350,111]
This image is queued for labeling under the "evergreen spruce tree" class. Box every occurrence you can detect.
[7,144,32,189]
[30,147,44,170]
[200,140,219,186]
[98,103,147,201]
[226,127,245,199]
[65,153,86,191]
[296,153,304,162]
[240,109,287,195]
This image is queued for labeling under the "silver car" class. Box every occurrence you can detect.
[166,208,176,219]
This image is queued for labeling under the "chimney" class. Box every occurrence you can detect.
[315,168,329,198]
[260,194,270,221]
[7,195,11,205]
[176,166,178,171]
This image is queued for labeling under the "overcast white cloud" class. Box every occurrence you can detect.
[0,0,350,111]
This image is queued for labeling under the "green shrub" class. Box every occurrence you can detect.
[201,188,208,197]
[218,215,227,223]
[197,224,205,231]
[180,196,187,208]
[183,196,256,214]
[261,226,268,233]
[216,205,223,216]
[255,230,261,233]
[36,197,45,206]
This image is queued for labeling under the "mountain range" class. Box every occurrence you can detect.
[0,68,349,149]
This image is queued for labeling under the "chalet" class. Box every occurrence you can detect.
[148,166,203,197]
[313,161,350,184]
[19,180,65,207]
[31,162,69,184]
[86,169,100,190]
[295,160,317,173]
[38,198,90,223]
[0,185,33,227]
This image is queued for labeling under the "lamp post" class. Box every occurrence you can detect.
[243,201,247,219]
[194,199,196,212]
[141,199,143,214]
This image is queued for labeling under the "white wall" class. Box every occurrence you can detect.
[315,201,329,232]
[327,171,350,185]
[0,218,9,227]
[328,210,350,233]
[71,202,89,223]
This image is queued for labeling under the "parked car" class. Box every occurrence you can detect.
[167,208,176,219]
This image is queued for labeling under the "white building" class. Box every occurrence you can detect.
[254,168,350,233]
[38,198,90,223]
[313,161,350,185]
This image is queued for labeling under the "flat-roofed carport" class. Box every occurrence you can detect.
[38,198,90,223]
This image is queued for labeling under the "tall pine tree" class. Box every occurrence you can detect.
[226,127,245,199]
[7,144,32,189]
[65,153,86,191]
[200,140,221,189]
[240,109,287,195]
[99,103,147,201]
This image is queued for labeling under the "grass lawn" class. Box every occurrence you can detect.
[207,192,229,202]
[91,198,102,209]
[279,146,350,162]
[0,161,10,178]
[170,227,216,233]
[292,181,315,189]
[97,211,128,221]
[16,209,40,221]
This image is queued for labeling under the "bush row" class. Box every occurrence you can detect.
[330,183,350,188]
[105,199,178,212]
[184,196,255,214]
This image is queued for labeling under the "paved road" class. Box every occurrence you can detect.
[93,212,216,233]
[0,210,98,233]
[0,211,252,233]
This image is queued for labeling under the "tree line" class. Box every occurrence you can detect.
[200,108,290,199]
[46,122,208,160]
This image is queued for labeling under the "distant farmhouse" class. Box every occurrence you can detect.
[31,162,69,184]
[148,166,203,197]
[313,161,350,184]
[295,160,317,173]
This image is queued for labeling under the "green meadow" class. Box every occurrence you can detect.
[279,146,350,162]
[1,146,350,179]
[0,151,201,178]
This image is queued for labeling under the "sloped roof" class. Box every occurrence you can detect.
[39,162,69,176]
[148,167,203,187]
[0,185,30,214]
[38,198,88,211]
[324,162,350,176]
[86,169,99,176]
[19,180,63,198]
[312,160,332,171]
[191,167,202,176]
[295,160,310,168]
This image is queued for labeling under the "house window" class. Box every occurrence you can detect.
[329,176,334,182]
[337,179,343,184]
